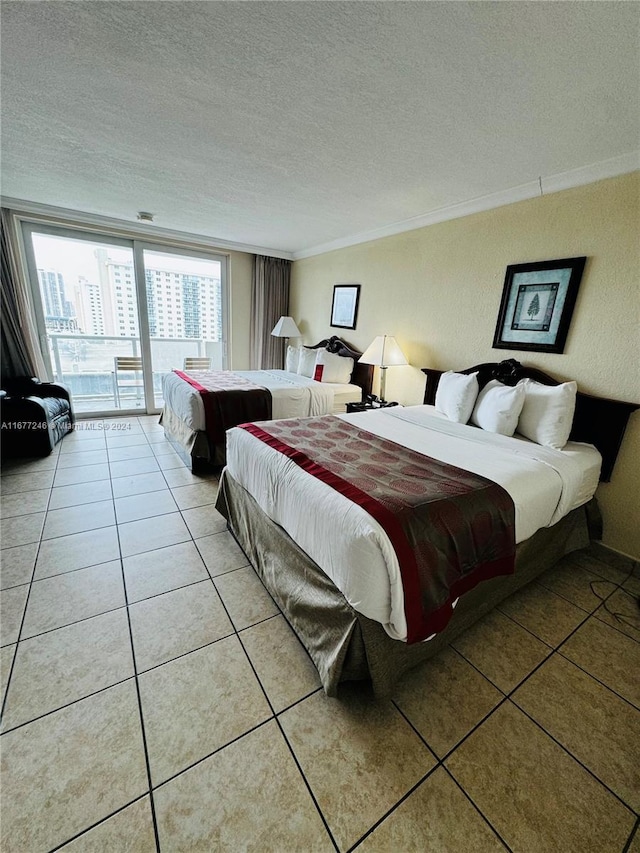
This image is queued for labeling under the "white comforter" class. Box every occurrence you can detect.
[226,405,602,642]
[162,369,362,432]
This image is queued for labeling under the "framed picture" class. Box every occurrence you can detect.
[493,257,586,353]
[330,284,361,330]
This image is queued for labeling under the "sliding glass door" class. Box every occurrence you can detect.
[140,246,225,409]
[22,223,228,416]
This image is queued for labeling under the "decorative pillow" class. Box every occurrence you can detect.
[313,349,354,384]
[471,379,526,436]
[297,347,317,378]
[285,345,301,373]
[516,379,578,450]
[434,371,479,424]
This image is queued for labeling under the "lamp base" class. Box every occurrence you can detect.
[379,366,388,403]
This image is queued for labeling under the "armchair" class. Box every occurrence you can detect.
[1,377,75,458]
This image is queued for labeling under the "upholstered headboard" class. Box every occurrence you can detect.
[306,336,373,399]
[422,359,638,482]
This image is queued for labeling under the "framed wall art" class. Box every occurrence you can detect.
[330,284,361,330]
[493,256,586,353]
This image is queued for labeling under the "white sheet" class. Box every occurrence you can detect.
[225,404,601,642]
[161,369,362,432]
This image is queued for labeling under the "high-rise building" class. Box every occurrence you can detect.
[74,277,105,336]
[106,260,139,337]
[37,268,77,331]
[142,265,221,340]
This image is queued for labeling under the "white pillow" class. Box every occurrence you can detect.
[516,379,578,450]
[313,349,354,384]
[297,347,317,378]
[471,379,526,436]
[285,345,301,373]
[435,371,479,424]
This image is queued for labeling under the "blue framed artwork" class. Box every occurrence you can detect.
[493,257,586,353]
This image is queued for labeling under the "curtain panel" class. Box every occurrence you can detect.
[1,209,48,383]
[250,255,291,370]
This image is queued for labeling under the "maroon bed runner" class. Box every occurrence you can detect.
[174,370,272,447]
[240,416,516,643]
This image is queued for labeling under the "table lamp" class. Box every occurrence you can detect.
[358,335,408,402]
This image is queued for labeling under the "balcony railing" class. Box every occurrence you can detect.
[47,333,223,413]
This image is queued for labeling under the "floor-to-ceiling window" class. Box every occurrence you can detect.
[140,246,225,410]
[22,223,228,416]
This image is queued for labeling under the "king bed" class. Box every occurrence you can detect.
[216,358,637,697]
[161,336,372,469]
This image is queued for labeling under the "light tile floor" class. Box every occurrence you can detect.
[0,415,639,852]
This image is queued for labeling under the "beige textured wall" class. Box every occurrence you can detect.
[227,249,253,369]
[291,173,640,557]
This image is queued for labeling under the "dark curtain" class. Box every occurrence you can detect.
[250,255,291,369]
[1,209,43,382]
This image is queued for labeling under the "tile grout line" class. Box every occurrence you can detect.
[509,697,638,818]
[108,434,163,853]
[343,763,438,853]
[441,765,515,852]
[233,616,341,852]
[272,714,342,853]
[0,444,63,726]
[120,425,331,846]
[622,817,640,853]
[45,793,150,853]
[0,673,138,738]
[188,497,342,853]
[553,650,640,713]
[446,582,638,816]
[387,577,635,843]
[452,622,640,714]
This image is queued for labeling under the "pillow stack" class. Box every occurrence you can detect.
[289,346,354,384]
[435,371,578,449]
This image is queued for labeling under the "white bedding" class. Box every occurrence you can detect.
[161,369,362,432]
[226,404,602,642]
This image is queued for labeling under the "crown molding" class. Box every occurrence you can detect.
[0,197,294,261]
[5,150,637,263]
[293,151,640,260]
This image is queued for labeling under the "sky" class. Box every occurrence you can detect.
[32,233,221,292]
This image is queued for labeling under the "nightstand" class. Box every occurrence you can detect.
[346,400,399,413]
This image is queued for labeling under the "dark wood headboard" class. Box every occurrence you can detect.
[306,336,373,399]
[422,359,638,482]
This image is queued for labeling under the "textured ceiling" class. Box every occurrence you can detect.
[1,1,638,256]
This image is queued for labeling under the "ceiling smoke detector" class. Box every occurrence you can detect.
[137,211,154,222]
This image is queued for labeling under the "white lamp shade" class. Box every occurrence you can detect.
[358,335,408,367]
[271,316,301,337]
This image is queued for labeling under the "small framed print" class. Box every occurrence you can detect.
[493,257,586,354]
[330,284,361,330]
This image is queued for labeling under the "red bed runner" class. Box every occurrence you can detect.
[239,416,515,643]
[175,370,272,447]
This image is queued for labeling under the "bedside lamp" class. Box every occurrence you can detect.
[271,316,302,366]
[359,335,408,403]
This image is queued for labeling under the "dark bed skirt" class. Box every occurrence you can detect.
[215,470,600,698]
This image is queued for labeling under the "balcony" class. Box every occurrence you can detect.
[48,333,224,414]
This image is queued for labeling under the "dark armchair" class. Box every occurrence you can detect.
[1,377,75,458]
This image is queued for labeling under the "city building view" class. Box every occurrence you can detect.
[32,234,224,412]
